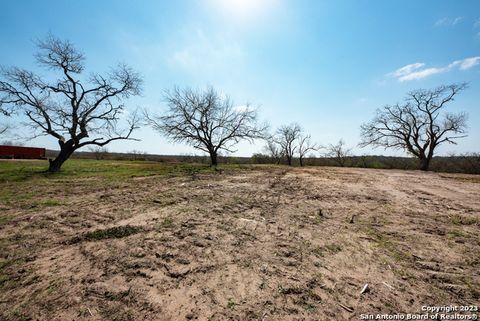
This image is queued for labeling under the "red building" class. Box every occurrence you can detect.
[0,145,46,159]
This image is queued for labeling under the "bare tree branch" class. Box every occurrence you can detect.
[0,124,8,136]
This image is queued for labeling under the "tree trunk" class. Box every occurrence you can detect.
[48,140,75,172]
[299,156,304,167]
[209,151,218,167]
[419,157,431,171]
[286,155,292,166]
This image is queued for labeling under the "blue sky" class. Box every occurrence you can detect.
[1,0,479,156]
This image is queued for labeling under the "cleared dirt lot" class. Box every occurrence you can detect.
[1,163,479,320]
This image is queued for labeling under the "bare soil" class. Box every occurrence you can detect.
[1,166,479,320]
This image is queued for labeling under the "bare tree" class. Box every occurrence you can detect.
[326,139,352,167]
[145,86,266,166]
[360,83,468,171]
[129,150,147,161]
[298,134,318,166]
[0,35,142,172]
[89,146,109,160]
[0,140,24,146]
[262,139,283,164]
[275,123,302,166]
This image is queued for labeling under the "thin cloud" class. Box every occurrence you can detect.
[453,16,463,25]
[168,29,245,73]
[435,16,463,27]
[474,18,480,28]
[389,57,480,82]
[450,57,480,70]
[390,63,426,79]
[396,67,446,81]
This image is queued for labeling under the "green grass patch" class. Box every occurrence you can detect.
[38,199,63,207]
[0,214,12,226]
[0,159,265,206]
[69,225,143,244]
[0,189,35,204]
[0,159,261,183]
[447,229,467,239]
[0,160,48,182]
[450,214,478,226]
[226,298,237,310]
[0,273,12,289]
[304,303,317,312]
[46,280,60,293]
[312,243,342,257]
[0,258,21,289]
[160,217,174,227]
[393,268,415,280]
[0,192,63,208]
[366,230,412,262]
[0,159,210,182]
[0,258,17,271]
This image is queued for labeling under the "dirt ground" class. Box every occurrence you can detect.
[1,165,479,320]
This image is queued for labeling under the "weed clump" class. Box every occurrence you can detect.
[68,225,143,244]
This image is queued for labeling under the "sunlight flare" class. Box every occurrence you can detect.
[208,0,277,21]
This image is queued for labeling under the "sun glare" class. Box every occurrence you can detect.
[209,0,276,22]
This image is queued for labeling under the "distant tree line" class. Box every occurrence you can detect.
[0,35,474,172]
[36,149,480,175]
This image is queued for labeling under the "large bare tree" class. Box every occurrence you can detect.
[0,35,142,172]
[145,87,266,166]
[275,123,302,166]
[360,83,468,171]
